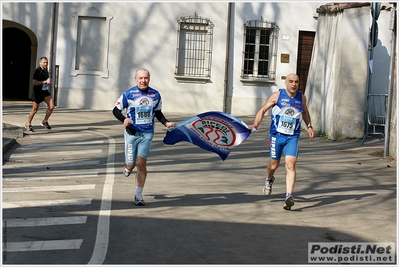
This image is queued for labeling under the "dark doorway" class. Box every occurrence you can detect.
[296,31,315,93]
[3,27,32,100]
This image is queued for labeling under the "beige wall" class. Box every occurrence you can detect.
[2,2,396,159]
[388,52,397,159]
[306,5,376,140]
[2,2,323,114]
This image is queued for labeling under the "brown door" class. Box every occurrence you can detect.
[296,31,315,93]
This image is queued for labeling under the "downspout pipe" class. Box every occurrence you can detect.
[384,4,396,158]
[223,3,232,114]
[49,3,56,100]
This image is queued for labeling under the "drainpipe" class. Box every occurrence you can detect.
[223,3,232,114]
[384,4,396,158]
[49,2,57,104]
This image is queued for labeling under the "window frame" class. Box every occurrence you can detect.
[70,7,113,78]
[174,13,214,84]
[240,18,279,85]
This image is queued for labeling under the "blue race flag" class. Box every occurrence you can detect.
[163,111,252,161]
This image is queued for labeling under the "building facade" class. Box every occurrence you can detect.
[2,2,324,115]
[2,2,396,156]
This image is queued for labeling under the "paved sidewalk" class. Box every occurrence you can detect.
[2,122,23,155]
[2,101,397,264]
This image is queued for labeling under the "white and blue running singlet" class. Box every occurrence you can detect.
[114,85,162,133]
[270,89,304,137]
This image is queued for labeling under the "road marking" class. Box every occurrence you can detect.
[2,130,115,261]
[2,198,92,209]
[3,184,95,193]
[88,132,115,264]
[5,239,83,252]
[29,133,99,139]
[2,172,99,181]
[25,140,105,147]
[2,160,100,169]
[4,216,87,227]
[9,149,103,158]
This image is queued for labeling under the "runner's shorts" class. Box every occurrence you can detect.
[124,129,153,165]
[32,90,51,104]
[268,132,299,160]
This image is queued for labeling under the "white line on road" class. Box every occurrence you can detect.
[88,132,116,265]
[2,160,100,169]
[29,133,99,139]
[2,184,96,193]
[9,149,103,158]
[24,140,105,147]
[4,216,87,227]
[3,130,116,261]
[5,239,83,252]
[2,172,99,181]
[2,198,92,209]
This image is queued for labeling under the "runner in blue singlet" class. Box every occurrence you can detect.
[248,73,315,210]
[112,68,176,206]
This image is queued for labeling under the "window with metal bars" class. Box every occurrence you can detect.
[175,13,213,83]
[241,18,279,84]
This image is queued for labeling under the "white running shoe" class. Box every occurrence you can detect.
[263,176,275,196]
[283,195,295,210]
[134,195,145,206]
[123,167,132,177]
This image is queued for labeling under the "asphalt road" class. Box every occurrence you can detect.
[1,101,397,265]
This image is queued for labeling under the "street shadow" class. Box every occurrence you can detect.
[2,197,381,265]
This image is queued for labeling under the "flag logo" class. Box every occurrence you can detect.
[163,111,252,160]
[189,117,236,147]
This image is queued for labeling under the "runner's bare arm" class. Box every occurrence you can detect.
[301,95,315,138]
[248,92,279,130]
[301,95,312,128]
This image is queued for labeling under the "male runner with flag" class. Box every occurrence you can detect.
[112,68,176,206]
[248,73,315,210]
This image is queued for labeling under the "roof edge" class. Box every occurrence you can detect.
[317,2,371,14]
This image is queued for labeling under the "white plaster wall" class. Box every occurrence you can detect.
[2,2,53,68]
[230,2,324,116]
[369,4,394,95]
[306,6,371,140]
[305,12,340,137]
[54,2,229,112]
[334,7,370,139]
[2,2,394,121]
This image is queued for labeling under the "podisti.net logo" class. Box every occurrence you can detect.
[308,242,396,264]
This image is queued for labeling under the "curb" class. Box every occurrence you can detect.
[2,138,17,155]
[2,126,24,155]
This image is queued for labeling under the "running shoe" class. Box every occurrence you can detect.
[41,120,52,130]
[283,195,295,210]
[123,167,132,177]
[25,123,34,132]
[263,176,275,196]
[134,195,145,206]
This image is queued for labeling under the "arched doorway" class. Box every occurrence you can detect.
[3,27,32,100]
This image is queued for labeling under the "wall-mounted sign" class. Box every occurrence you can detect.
[281,54,290,63]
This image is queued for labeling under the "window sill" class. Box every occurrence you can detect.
[240,77,276,86]
[174,76,210,84]
[70,69,109,78]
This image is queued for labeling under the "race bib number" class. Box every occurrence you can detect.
[42,84,49,91]
[277,115,296,135]
[135,106,152,124]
